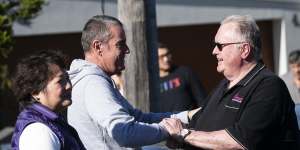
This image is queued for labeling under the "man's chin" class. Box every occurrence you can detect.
[216,66,223,73]
[161,66,171,71]
[114,66,125,75]
[62,99,72,107]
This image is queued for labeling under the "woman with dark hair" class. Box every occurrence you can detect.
[11,50,85,150]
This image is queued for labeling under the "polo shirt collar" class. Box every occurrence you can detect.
[236,61,266,87]
[31,103,59,120]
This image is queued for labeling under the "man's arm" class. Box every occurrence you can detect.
[84,76,170,147]
[132,107,190,124]
[184,130,244,150]
[161,118,244,150]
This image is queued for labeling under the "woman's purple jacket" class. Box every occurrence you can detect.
[11,103,85,150]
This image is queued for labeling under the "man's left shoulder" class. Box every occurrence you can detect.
[246,68,286,90]
[257,68,281,81]
[254,68,287,90]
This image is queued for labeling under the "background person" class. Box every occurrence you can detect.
[151,43,206,113]
[281,49,300,128]
[11,50,85,150]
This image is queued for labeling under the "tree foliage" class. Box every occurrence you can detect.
[0,0,44,89]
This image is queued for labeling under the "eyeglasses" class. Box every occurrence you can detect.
[214,41,247,50]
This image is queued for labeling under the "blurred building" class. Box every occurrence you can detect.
[11,0,300,90]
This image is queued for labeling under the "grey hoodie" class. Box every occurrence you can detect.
[67,59,188,150]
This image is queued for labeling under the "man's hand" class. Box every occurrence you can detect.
[159,118,183,137]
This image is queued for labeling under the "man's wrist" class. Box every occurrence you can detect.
[177,128,191,143]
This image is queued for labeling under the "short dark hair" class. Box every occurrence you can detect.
[158,42,172,53]
[158,42,168,49]
[12,50,68,110]
[288,49,300,64]
[81,15,123,52]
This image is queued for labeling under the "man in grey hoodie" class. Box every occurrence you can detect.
[68,15,193,150]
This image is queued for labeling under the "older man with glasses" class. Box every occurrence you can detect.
[281,49,300,129]
[160,15,300,150]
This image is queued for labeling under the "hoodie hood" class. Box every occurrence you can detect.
[68,59,111,87]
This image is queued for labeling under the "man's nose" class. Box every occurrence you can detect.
[212,46,219,55]
[163,56,168,62]
[66,80,72,90]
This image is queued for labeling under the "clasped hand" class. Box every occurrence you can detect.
[159,118,185,148]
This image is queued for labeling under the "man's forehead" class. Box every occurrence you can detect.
[158,48,169,54]
[109,25,125,37]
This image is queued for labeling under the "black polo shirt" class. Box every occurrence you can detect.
[152,66,206,112]
[189,62,299,150]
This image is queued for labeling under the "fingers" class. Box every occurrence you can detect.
[160,118,183,136]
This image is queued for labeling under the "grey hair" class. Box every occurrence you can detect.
[222,15,262,61]
[81,15,123,52]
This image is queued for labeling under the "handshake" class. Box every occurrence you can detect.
[159,108,200,149]
[160,118,192,149]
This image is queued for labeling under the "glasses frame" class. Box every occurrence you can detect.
[214,41,248,50]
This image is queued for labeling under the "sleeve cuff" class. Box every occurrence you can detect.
[170,111,189,124]
[225,128,248,150]
[158,124,170,139]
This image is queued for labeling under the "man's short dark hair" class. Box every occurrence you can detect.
[12,50,68,110]
[288,49,300,64]
[158,42,172,54]
[81,15,123,52]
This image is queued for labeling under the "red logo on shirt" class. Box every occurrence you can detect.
[160,77,181,92]
[172,78,181,88]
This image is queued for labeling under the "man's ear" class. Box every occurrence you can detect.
[240,43,251,59]
[92,40,103,56]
